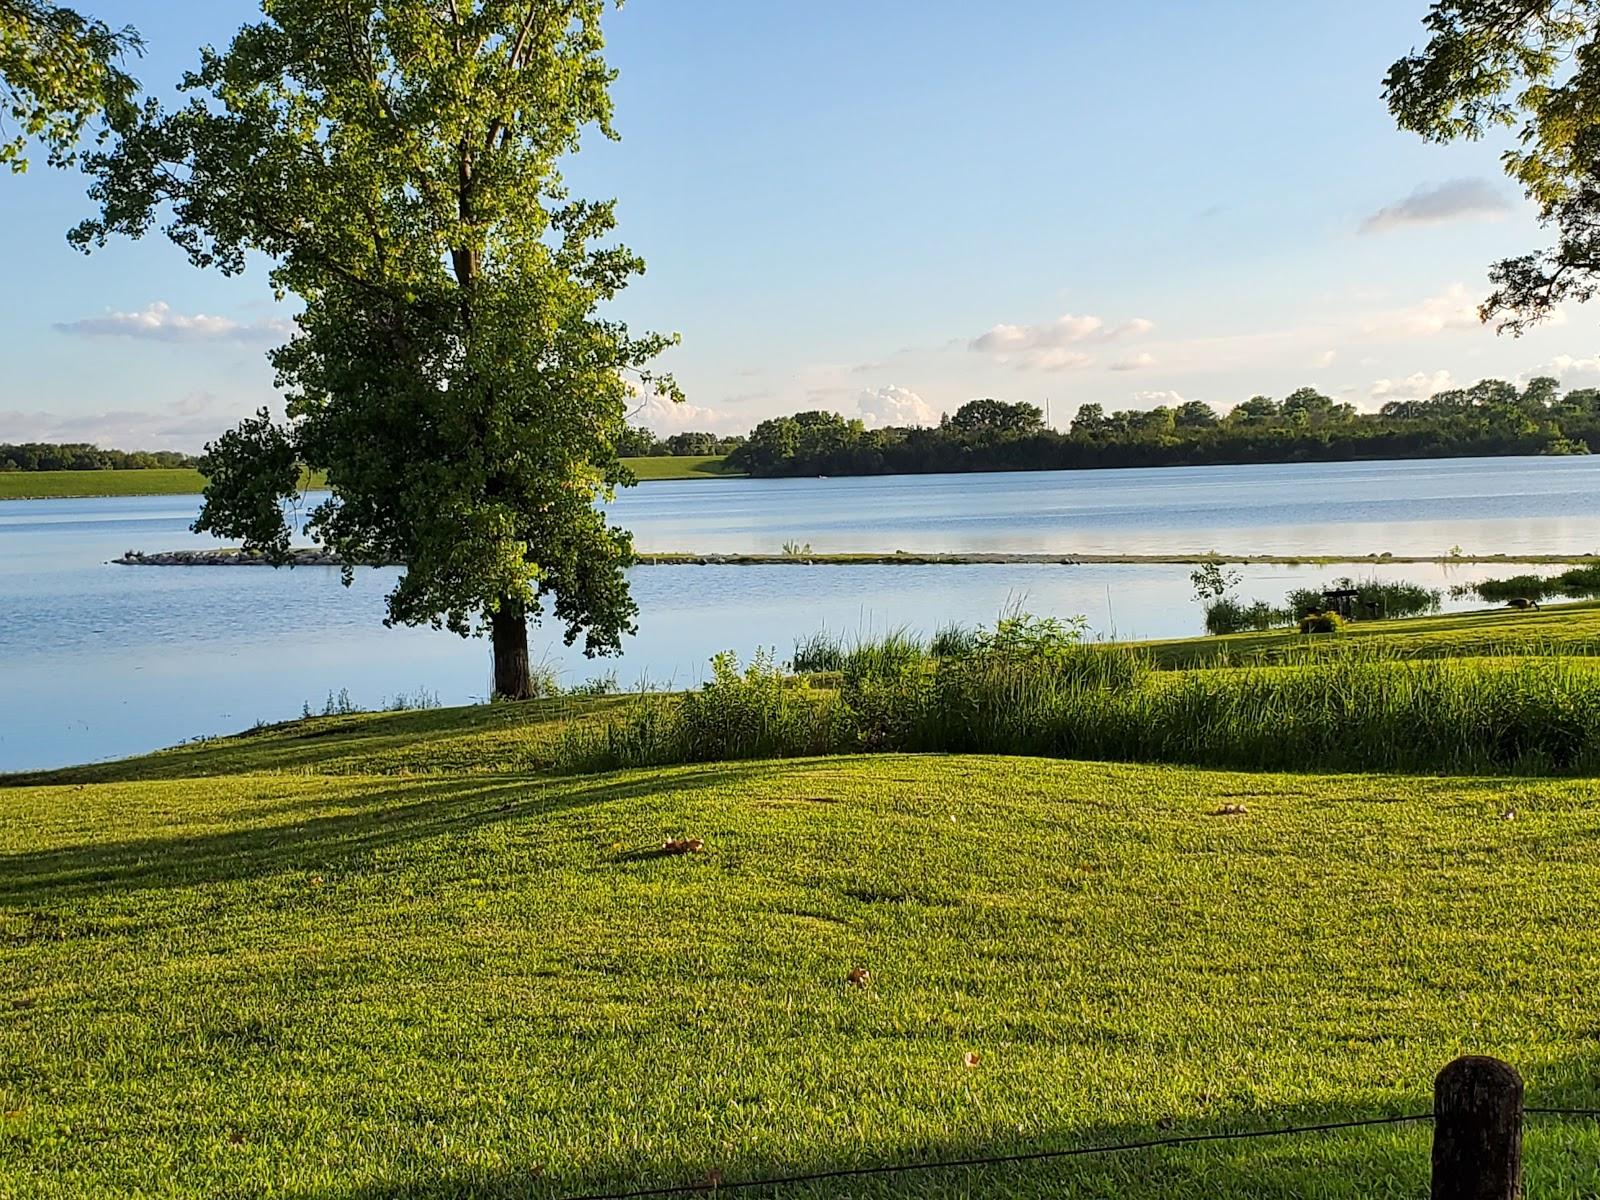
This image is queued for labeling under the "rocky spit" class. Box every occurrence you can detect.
[116,548,356,567]
[114,549,1600,568]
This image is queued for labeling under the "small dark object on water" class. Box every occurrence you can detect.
[1506,597,1541,611]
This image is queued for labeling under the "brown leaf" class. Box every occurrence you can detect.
[847,966,871,989]
[963,1052,980,1069]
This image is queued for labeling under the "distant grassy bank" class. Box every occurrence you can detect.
[624,454,742,480]
[0,468,210,499]
[0,456,738,500]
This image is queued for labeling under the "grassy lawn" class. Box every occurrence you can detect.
[622,454,742,480]
[0,468,210,499]
[5,715,1600,1197]
[0,459,735,499]
[1139,599,1600,668]
[0,468,333,501]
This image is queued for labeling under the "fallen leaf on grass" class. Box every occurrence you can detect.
[662,838,705,855]
[963,1052,980,1069]
[1212,804,1248,817]
[847,966,871,989]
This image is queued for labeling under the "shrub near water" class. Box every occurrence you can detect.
[561,607,1600,776]
[558,649,851,771]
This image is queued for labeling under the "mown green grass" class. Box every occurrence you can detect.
[1140,600,1600,668]
[622,454,742,480]
[0,468,210,499]
[4,750,1600,1198]
[0,458,733,500]
[0,468,331,501]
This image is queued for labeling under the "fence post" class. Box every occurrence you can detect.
[1432,1056,1523,1200]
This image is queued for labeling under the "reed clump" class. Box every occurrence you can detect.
[556,610,1600,776]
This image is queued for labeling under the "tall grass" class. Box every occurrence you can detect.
[1473,565,1600,603]
[1204,598,1292,635]
[1284,576,1441,620]
[557,625,1600,777]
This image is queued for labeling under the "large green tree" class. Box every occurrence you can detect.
[72,0,679,699]
[0,0,139,171]
[1387,1,1600,331]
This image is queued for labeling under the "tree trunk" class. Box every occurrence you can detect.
[490,596,533,700]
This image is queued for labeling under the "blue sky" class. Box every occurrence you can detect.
[4,0,1595,451]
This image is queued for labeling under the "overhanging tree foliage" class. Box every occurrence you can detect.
[1386,1,1600,331]
[72,0,679,699]
[0,0,140,171]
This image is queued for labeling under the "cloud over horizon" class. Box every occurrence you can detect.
[856,385,939,428]
[54,301,295,346]
[1359,178,1514,235]
[970,312,1154,372]
[0,393,243,453]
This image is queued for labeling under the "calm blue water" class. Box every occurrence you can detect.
[3,455,1598,772]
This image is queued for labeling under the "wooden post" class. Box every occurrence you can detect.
[1432,1056,1523,1200]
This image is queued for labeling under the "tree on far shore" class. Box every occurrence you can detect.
[72,0,679,699]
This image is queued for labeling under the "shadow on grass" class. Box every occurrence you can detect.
[284,1065,1600,1200]
[0,762,784,907]
[0,696,635,787]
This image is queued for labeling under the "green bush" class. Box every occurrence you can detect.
[1298,611,1346,634]
[1206,598,1293,635]
[1471,565,1600,603]
[1474,574,1554,602]
[1284,577,1440,621]
[555,650,853,771]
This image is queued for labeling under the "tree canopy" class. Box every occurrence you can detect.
[0,0,139,172]
[72,0,679,697]
[728,379,1595,478]
[1386,1,1600,330]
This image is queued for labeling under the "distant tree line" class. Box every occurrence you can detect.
[614,427,746,457]
[727,379,1597,477]
[0,443,198,471]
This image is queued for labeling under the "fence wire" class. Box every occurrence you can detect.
[562,1106,1600,1200]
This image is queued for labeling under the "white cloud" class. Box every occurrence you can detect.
[1110,352,1157,372]
[856,385,939,429]
[1131,390,1189,408]
[633,391,746,435]
[1360,178,1515,234]
[1360,285,1483,340]
[1538,354,1600,379]
[970,312,1154,372]
[54,301,295,346]
[0,393,241,453]
[1369,370,1455,403]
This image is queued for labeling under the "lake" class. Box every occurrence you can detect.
[3,455,1598,772]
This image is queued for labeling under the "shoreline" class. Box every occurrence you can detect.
[114,548,1600,568]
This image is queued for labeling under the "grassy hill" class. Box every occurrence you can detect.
[8,604,1600,1196]
[7,664,1600,1195]
[0,457,736,500]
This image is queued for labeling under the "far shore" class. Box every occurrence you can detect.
[0,456,739,500]
[114,548,1600,569]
